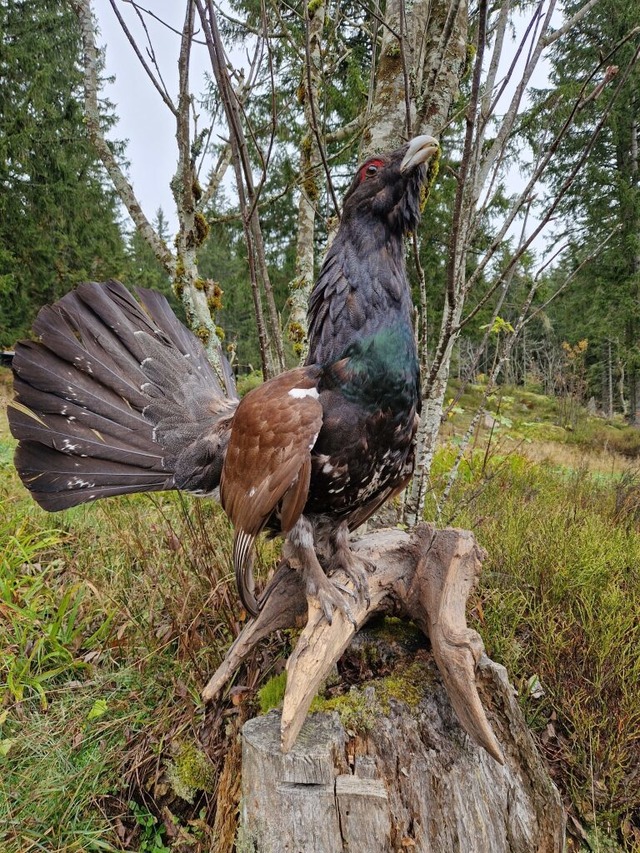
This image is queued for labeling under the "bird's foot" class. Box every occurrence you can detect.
[304,558,356,627]
[326,551,373,608]
[325,526,375,608]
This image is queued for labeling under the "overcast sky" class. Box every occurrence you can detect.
[94,1,213,236]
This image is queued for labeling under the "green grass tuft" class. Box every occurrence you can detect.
[257,671,287,714]
[432,449,640,834]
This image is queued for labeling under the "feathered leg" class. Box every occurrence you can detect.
[326,521,373,607]
[284,516,356,625]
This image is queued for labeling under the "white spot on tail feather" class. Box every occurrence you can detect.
[68,478,95,489]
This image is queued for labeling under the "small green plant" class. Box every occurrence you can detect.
[311,685,378,734]
[129,800,171,853]
[166,742,216,803]
[257,671,287,713]
[0,510,113,707]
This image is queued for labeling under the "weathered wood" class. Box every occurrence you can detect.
[335,775,392,850]
[204,524,503,762]
[239,650,566,852]
[240,713,348,852]
[208,522,565,851]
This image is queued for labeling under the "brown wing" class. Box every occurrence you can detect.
[220,365,323,615]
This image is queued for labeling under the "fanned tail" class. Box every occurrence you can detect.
[8,280,237,511]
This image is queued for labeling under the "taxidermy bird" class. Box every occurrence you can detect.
[9,134,439,623]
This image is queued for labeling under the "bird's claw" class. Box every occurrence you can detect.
[327,553,373,609]
[305,572,357,627]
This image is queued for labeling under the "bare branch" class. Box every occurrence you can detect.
[195,0,285,376]
[303,0,341,217]
[122,0,207,42]
[540,0,605,47]
[70,0,174,275]
[524,225,622,327]
[427,0,488,390]
[459,39,640,333]
[109,0,177,113]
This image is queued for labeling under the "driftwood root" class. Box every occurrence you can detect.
[203,522,503,763]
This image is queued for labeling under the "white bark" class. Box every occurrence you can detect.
[71,0,236,382]
[288,0,325,359]
[70,0,174,275]
[364,0,468,154]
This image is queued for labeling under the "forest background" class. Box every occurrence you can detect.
[1,0,639,850]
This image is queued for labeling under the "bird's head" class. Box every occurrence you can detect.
[341,135,440,236]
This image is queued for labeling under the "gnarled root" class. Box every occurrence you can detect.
[202,523,504,764]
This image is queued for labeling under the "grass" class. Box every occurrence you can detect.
[2,366,640,850]
[428,452,640,838]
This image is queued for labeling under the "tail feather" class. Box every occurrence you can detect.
[33,304,142,402]
[12,375,148,435]
[12,341,151,428]
[31,304,148,406]
[48,284,166,388]
[9,404,163,467]
[14,443,171,511]
[9,280,237,511]
[135,286,236,399]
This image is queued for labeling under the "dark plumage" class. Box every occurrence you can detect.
[9,134,439,622]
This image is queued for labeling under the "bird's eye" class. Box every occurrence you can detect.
[360,158,384,182]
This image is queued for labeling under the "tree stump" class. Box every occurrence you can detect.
[203,524,566,851]
[239,655,565,852]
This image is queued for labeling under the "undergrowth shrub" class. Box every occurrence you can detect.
[569,421,640,459]
[430,448,640,837]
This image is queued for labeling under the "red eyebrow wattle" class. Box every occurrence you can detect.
[360,158,385,181]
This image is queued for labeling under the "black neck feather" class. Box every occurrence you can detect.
[306,216,415,367]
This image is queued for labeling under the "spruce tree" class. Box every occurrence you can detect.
[0,0,127,345]
[529,0,640,418]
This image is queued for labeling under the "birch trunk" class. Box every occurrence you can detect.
[361,0,468,525]
[364,0,468,154]
[72,0,231,381]
[171,2,227,375]
[288,0,325,359]
[71,0,174,274]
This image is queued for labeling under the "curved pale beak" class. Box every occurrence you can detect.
[400,135,440,172]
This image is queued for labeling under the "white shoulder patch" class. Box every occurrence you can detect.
[288,387,319,399]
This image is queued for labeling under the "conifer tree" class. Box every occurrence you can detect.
[529,0,640,418]
[0,0,127,345]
